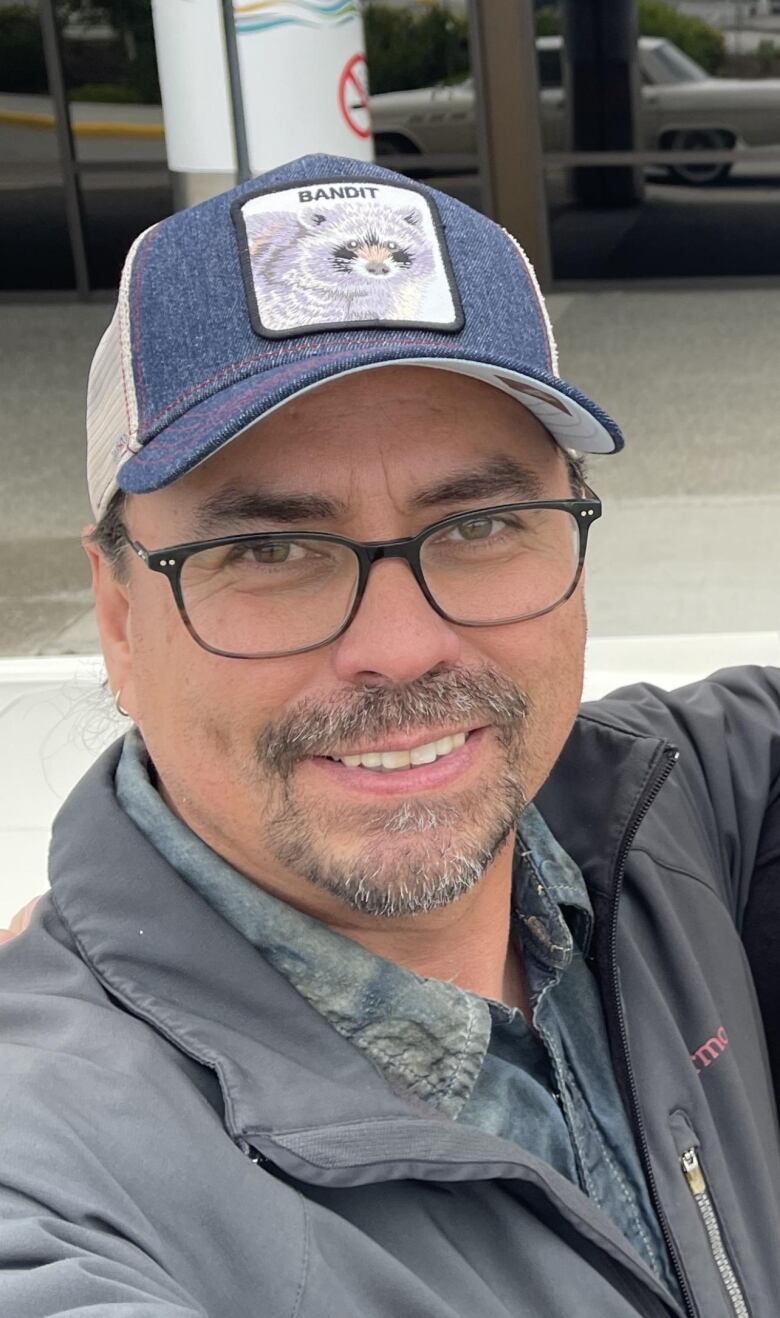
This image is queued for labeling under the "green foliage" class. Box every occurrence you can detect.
[59,0,160,102]
[533,0,725,74]
[535,7,562,38]
[756,39,779,77]
[0,6,48,94]
[363,4,470,95]
[637,0,725,73]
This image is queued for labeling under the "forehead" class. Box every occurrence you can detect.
[178,367,563,499]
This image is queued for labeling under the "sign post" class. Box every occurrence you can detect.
[152,0,373,209]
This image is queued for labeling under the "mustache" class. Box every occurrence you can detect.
[255,666,530,776]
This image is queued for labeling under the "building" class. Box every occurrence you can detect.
[2,0,780,294]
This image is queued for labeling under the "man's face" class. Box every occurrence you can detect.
[91,367,587,922]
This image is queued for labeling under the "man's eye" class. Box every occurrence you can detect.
[225,541,299,566]
[250,543,293,564]
[455,517,496,542]
[427,514,525,554]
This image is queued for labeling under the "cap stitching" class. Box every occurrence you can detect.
[500,228,557,375]
[117,228,153,443]
[140,335,467,434]
[129,228,158,422]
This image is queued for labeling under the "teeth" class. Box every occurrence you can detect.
[334,730,468,771]
[410,742,438,766]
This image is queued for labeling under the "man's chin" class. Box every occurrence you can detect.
[264,761,527,917]
[269,811,518,919]
[299,848,488,919]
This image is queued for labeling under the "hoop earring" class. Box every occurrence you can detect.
[114,689,130,719]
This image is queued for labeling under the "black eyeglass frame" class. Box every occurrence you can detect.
[125,495,602,660]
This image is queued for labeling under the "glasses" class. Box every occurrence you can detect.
[125,496,601,660]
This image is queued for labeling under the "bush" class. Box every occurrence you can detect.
[535,7,561,38]
[534,1,725,74]
[638,0,725,73]
[0,6,48,94]
[756,38,779,77]
[363,4,470,95]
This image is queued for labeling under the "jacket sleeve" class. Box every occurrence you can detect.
[595,665,780,1090]
[0,1176,207,1317]
[741,743,780,1100]
[0,1201,207,1316]
[594,665,780,923]
[0,989,210,1316]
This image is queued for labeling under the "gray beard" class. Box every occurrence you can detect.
[265,769,526,918]
[254,665,531,919]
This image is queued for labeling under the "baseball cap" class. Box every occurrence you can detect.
[86,153,624,519]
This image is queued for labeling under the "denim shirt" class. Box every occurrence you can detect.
[116,729,677,1296]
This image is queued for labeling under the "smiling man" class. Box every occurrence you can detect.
[1,156,779,1318]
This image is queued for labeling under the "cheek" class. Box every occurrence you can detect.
[472,596,586,791]
[127,586,321,786]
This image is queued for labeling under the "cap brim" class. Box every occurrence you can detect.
[117,348,623,498]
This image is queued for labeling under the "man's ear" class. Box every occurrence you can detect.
[82,531,136,718]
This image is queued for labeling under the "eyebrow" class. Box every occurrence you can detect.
[191,485,349,535]
[409,457,545,509]
[191,458,545,535]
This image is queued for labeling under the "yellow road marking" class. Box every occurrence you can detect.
[0,109,164,139]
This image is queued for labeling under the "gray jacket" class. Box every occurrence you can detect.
[1,666,779,1317]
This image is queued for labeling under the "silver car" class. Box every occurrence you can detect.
[370,35,780,185]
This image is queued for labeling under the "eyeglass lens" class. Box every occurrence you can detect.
[178,507,582,657]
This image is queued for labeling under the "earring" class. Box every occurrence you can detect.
[114,689,130,718]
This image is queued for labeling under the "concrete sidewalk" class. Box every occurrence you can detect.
[0,287,778,655]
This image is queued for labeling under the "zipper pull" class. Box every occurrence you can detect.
[680,1146,751,1317]
[681,1147,706,1195]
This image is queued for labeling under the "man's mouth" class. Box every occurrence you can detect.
[328,731,469,773]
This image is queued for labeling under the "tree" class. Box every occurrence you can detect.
[59,0,160,101]
[363,4,470,95]
[535,1,725,74]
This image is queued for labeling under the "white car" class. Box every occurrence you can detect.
[370,35,780,185]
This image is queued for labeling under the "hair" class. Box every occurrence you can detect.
[565,452,588,497]
[89,451,589,579]
[87,488,130,581]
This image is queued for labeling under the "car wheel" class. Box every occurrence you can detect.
[665,129,733,186]
[373,132,421,158]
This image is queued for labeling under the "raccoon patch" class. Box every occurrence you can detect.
[233,179,464,338]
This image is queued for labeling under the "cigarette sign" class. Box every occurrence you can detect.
[338,53,370,140]
[151,0,372,175]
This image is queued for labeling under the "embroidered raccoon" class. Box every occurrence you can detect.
[246,200,437,332]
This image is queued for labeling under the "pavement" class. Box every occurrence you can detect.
[0,287,778,656]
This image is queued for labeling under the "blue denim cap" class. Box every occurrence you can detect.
[86,153,624,519]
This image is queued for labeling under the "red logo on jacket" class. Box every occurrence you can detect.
[691,1026,729,1074]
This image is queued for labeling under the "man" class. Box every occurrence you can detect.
[1,154,778,1317]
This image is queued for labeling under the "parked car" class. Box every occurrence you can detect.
[370,35,780,185]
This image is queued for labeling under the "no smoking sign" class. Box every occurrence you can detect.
[338,53,370,140]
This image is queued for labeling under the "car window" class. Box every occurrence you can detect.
[649,40,708,85]
[537,48,562,90]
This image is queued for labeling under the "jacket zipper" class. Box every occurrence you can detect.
[680,1148,750,1318]
[606,745,700,1318]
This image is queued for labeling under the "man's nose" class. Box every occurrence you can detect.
[330,556,462,686]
